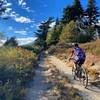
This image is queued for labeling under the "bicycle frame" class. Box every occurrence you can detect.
[70,58,88,88]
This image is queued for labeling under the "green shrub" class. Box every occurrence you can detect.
[60,21,79,43]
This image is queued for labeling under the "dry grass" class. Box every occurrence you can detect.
[45,63,83,100]
[80,39,100,56]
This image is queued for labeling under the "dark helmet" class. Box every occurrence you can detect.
[74,43,79,47]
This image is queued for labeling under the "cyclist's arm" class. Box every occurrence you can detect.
[69,49,74,60]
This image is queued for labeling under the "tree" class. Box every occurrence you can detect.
[61,0,83,24]
[73,0,84,19]
[35,17,53,49]
[4,37,18,47]
[61,5,75,24]
[86,0,99,25]
[46,18,63,45]
[60,21,79,43]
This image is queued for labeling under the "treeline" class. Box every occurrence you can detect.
[34,0,100,50]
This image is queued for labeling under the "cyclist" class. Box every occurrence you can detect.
[69,43,86,77]
[69,43,86,65]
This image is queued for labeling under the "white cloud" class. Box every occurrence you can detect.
[17,37,37,45]
[18,0,35,13]
[0,40,6,47]
[5,8,12,13]
[22,2,26,6]
[14,30,27,35]
[14,16,33,23]
[50,22,56,28]
[0,1,12,18]
[9,11,19,18]
[18,0,24,5]
[2,3,12,9]
[24,7,34,13]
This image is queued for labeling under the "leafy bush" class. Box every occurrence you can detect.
[0,47,37,100]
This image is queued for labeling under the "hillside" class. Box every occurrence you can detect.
[47,40,100,87]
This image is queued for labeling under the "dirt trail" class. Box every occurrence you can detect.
[26,52,100,100]
[48,55,100,100]
[26,53,50,100]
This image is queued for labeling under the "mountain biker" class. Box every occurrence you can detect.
[69,43,86,67]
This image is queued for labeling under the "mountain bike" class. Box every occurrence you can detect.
[70,58,88,88]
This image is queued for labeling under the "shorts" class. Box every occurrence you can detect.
[74,58,85,65]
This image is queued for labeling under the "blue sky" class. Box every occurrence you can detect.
[0,0,100,45]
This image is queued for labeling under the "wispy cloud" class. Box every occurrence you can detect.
[18,0,24,5]
[18,0,35,13]
[17,37,37,45]
[8,26,14,31]
[24,7,35,13]
[0,1,12,18]
[14,30,27,35]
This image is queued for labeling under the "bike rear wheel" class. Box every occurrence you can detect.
[72,65,88,88]
[81,67,88,88]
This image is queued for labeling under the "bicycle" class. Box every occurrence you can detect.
[69,58,88,88]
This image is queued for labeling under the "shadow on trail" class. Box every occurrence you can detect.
[86,85,100,93]
[26,52,50,100]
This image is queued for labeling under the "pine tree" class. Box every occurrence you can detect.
[61,5,75,24]
[61,0,83,24]
[86,0,99,25]
[35,17,53,49]
[4,37,18,46]
[73,0,84,19]
[46,18,63,45]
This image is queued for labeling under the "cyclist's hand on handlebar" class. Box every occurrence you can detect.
[68,57,71,62]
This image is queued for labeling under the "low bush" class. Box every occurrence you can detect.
[0,47,37,100]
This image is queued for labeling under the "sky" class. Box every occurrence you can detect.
[0,0,100,45]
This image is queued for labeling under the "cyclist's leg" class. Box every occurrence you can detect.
[78,58,85,78]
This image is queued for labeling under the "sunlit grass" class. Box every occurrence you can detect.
[80,39,100,56]
[0,46,37,99]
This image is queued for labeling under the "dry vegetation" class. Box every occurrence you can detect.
[80,39,100,56]
[44,62,83,100]
[47,40,100,86]
[0,47,37,100]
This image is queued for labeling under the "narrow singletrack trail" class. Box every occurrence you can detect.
[26,53,50,100]
[48,55,100,100]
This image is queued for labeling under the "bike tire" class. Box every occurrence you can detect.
[81,67,88,88]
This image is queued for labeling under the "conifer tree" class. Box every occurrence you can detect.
[86,0,99,25]
[73,0,84,19]
[35,17,53,49]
